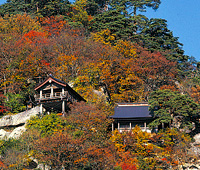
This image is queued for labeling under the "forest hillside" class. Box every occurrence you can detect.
[0,0,200,169]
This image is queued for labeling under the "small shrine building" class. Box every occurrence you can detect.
[34,75,85,114]
[111,103,155,133]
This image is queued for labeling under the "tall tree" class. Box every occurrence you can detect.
[111,0,161,16]
[91,0,160,40]
[91,9,137,40]
[0,0,71,17]
[138,18,184,61]
[149,89,200,131]
[84,0,109,15]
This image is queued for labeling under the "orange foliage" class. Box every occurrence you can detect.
[0,159,7,169]
[191,85,200,103]
[23,30,47,44]
[120,162,137,170]
[160,85,177,91]
[40,16,67,36]
[0,14,42,35]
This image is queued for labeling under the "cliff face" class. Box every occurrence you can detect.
[0,106,40,139]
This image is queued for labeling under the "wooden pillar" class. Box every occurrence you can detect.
[130,122,132,131]
[118,122,120,131]
[62,100,65,113]
[155,125,158,133]
[112,123,114,132]
[162,123,164,129]
[51,86,53,98]
[144,122,147,131]
[40,104,43,114]
[62,87,65,95]
[40,90,42,99]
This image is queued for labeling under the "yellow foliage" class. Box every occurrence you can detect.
[191,85,200,103]
[0,14,42,35]
[91,29,116,46]
[114,39,137,58]
[119,74,144,102]
[54,54,78,81]
[70,0,92,26]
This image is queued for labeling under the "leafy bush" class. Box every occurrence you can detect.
[4,92,26,114]
[27,113,66,137]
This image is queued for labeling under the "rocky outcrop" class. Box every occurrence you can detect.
[8,125,26,139]
[0,129,10,140]
[0,106,40,128]
[179,163,200,170]
[0,107,40,139]
[194,133,200,145]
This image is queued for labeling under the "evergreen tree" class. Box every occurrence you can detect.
[90,9,138,40]
[138,18,185,61]
[0,0,71,17]
[111,0,161,16]
[85,0,109,15]
[149,89,200,131]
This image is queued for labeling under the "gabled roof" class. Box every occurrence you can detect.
[34,74,86,102]
[111,103,153,119]
[34,74,66,90]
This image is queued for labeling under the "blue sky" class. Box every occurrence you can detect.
[0,0,200,61]
[144,0,200,61]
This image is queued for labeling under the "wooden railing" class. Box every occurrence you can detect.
[34,91,71,100]
[118,127,151,133]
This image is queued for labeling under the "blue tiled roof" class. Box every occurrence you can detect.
[111,105,153,119]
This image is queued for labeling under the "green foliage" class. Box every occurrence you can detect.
[69,0,92,27]
[0,0,71,17]
[111,0,161,15]
[90,9,136,40]
[27,113,66,137]
[0,138,20,155]
[139,18,184,61]
[4,92,26,113]
[0,138,26,169]
[149,89,200,130]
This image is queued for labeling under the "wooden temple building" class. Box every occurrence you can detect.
[111,103,155,133]
[34,75,85,114]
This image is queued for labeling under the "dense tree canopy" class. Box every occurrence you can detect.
[0,0,71,17]
[149,89,200,131]
[0,0,199,169]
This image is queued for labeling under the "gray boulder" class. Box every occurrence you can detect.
[0,106,40,128]
[194,133,200,145]
[8,125,26,139]
[0,129,11,140]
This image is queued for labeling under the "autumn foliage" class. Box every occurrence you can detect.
[0,5,199,169]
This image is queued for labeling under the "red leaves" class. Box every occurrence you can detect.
[133,49,177,80]
[0,159,7,169]
[120,162,137,170]
[33,132,84,169]
[24,30,46,43]
[22,30,47,45]
[40,16,67,36]
[0,92,8,114]
[40,59,50,66]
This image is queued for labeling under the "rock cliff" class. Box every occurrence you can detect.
[0,107,40,139]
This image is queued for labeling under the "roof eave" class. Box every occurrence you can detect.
[34,77,66,91]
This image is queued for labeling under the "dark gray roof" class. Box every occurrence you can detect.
[111,105,153,119]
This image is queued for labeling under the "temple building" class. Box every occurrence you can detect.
[111,103,155,133]
[34,75,85,114]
